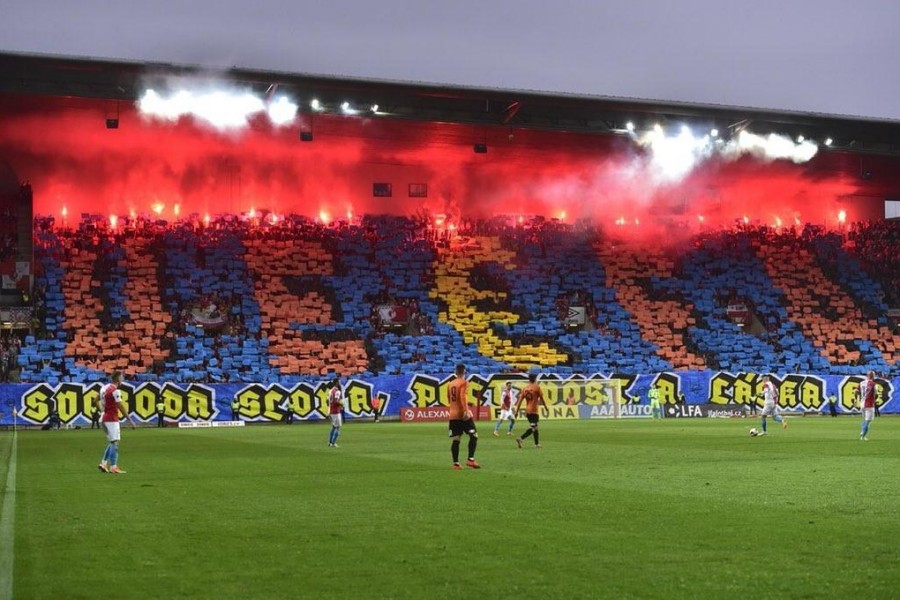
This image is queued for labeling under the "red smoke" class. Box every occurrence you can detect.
[1,93,897,238]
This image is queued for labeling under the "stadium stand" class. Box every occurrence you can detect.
[14,214,900,383]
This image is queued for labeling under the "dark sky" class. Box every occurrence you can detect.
[2,0,899,120]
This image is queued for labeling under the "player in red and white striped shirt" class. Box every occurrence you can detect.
[858,370,877,441]
[95,371,136,474]
[492,382,517,437]
[327,378,344,448]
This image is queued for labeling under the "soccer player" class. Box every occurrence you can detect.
[448,363,480,469]
[858,370,877,440]
[826,394,838,417]
[96,371,136,474]
[648,385,661,420]
[327,378,344,447]
[493,381,517,437]
[372,394,381,422]
[758,374,787,435]
[89,400,101,430]
[515,373,546,448]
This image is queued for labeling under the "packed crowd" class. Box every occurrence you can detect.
[367,294,433,337]
[0,202,16,260]
[847,219,900,307]
[7,211,900,382]
[0,333,22,382]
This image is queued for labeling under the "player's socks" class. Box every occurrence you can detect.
[861,422,870,438]
[451,440,460,464]
[760,419,767,433]
[101,444,112,464]
[333,428,341,444]
[533,430,540,446]
[109,444,119,467]
[468,436,477,459]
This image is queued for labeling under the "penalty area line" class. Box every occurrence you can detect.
[0,432,17,600]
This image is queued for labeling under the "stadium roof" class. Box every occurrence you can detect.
[2,50,900,156]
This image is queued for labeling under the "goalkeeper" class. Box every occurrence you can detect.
[649,386,661,419]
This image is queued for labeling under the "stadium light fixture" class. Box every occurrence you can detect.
[267,96,298,125]
[710,128,719,138]
[824,137,833,146]
[310,99,321,111]
[796,135,805,143]
[371,104,379,113]
[625,121,635,132]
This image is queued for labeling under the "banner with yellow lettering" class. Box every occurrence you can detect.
[2,370,896,426]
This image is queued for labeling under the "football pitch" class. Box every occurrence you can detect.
[2,417,899,599]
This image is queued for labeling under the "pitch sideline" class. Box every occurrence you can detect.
[0,432,17,600]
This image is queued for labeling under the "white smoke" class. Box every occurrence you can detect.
[725,130,819,163]
[640,126,714,182]
[137,77,297,131]
[638,126,818,184]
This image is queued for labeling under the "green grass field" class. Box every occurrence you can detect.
[2,417,900,599]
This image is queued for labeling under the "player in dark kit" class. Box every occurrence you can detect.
[448,363,480,470]
[515,373,546,448]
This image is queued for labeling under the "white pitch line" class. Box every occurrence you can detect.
[0,432,17,600]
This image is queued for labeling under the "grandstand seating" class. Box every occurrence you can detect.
[757,234,900,373]
[14,216,900,383]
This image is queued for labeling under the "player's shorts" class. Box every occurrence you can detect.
[862,407,874,422]
[448,419,476,437]
[526,413,540,427]
[498,409,515,421]
[330,413,343,428]
[761,403,779,417]
[103,421,121,442]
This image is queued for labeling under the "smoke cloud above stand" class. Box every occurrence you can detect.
[0,92,884,244]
